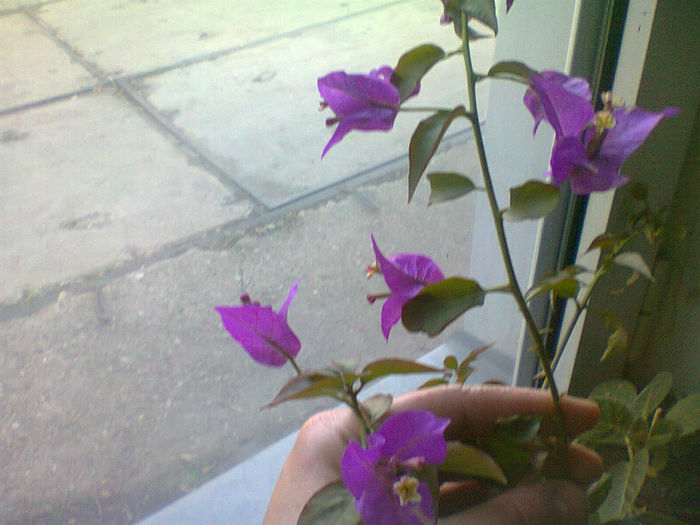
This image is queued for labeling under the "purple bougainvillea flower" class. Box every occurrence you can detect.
[369,235,444,340]
[549,105,679,194]
[527,73,678,194]
[215,280,301,367]
[524,71,592,134]
[318,67,413,157]
[341,410,450,525]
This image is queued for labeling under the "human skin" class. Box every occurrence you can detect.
[264,384,603,524]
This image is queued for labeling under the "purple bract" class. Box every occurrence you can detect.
[341,410,450,525]
[369,236,444,340]
[318,66,417,157]
[215,280,301,367]
[526,73,678,194]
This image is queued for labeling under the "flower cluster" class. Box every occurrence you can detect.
[341,410,450,525]
[525,72,678,194]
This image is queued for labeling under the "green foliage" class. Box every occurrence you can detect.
[298,481,361,525]
[526,266,583,302]
[666,392,700,436]
[595,448,649,523]
[402,277,485,335]
[443,0,499,34]
[613,251,653,281]
[359,358,443,386]
[485,60,535,84]
[502,180,560,221]
[583,373,699,523]
[392,44,446,101]
[408,107,469,202]
[440,442,507,484]
[600,310,629,362]
[427,172,477,205]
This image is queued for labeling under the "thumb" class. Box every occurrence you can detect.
[439,480,588,525]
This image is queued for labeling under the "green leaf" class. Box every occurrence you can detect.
[360,394,393,426]
[596,448,649,523]
[486,61,536,84]
[589,379,637,408]
[360,358,443,385]
[444,355,458,370]
[408,107,469,202]
[667,392,700,436]
[298,481,361,525]
[445,0,498,34]
[440,441,507,484]
[494,415,541,443]
[526,269,581,301]
[630,371,673,419]
[587,472,613,513]
[600,311,629,362]
[402,277,485,336]
[648,418,680,448]
[392,44,446,101]
[427,172,477,205]
[265,372,344,408]
[586,232,622,253]
[614,251,653,281]
[419,378,450,389]
[456,344,491,383]
[502,180,560,221]
[577,400,632,448]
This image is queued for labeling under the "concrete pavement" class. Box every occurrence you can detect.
[1,1,494,522]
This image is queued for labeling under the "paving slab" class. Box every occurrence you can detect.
[0,92,252,303]
[35,0,400,77]
[0,12,96,112]
[136,1,494,207]
[0,140,477,524]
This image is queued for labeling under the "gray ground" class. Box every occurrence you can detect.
[0,1,493,523]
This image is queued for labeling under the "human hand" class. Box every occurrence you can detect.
[263,384,602,524]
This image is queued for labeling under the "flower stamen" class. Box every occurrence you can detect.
[393,476,422,506]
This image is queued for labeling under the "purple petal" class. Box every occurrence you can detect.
[215,304,300,367]
[380,294,406,341]
[341,438,384,501]
[549,136,591,186]
[377,411,450,464]
[371,235,444,297]
[506,0,515,12]
[531,74,594,138]
[524,72,591,135]
[321,109,398,157]
[318,70,399,117]
[569,156,628,195]
[600,106,679,164]
[278,278,301,319]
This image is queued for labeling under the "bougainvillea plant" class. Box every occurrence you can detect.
[216,1,687,523]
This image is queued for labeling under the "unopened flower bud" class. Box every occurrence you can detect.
[239,293,252,304]
[366,294,377,305]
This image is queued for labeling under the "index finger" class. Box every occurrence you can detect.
[390,384,599,440]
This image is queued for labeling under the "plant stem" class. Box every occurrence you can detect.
[346,390,371,448]
[459,14,569,475]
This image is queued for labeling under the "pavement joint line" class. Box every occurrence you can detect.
[24,8,110,82]
[0,84,112,117]
[113,77,270,210]
[22,7,271,211]
[122,0,410,83]
[0,128,477,323]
